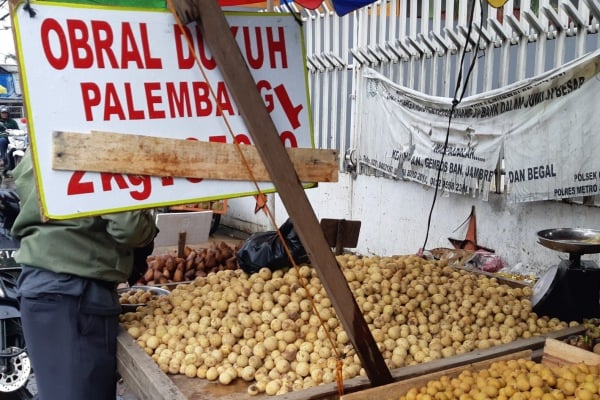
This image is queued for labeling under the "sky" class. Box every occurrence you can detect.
[0,0,16,64]
[0,28,16,64]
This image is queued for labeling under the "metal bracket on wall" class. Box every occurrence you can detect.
[344,148,357,178]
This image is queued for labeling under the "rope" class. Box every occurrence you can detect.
[165,2,346,395]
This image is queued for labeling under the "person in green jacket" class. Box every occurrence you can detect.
[12,151,158,400]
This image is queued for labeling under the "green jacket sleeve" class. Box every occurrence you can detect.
[101,210,158,248]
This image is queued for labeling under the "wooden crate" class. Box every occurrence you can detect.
[542,337,600,368]
[340,333,600,400]
[117,325,585,400]
[340,350,533,400]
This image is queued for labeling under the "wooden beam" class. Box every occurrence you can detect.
[52,131,338,182]
[117,328,187,400]
[169,0,393,386]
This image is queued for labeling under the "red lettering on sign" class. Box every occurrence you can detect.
[176,24,287,71]
[114,21,163,69]
[145,82,166,119]
[209,135,227,143]
[279,131,298,147]
[195,24,217,70]
[67,19,94,68]
[41,18,162,70]
[237,26,287,69]
[166,82,193,117]
[78,80,298,121]
[101,173,129,191]
[65,172,203,201]
[244,26,264,69]
[208,134,251,145]
[127,175,152,200]
[104,83,127,120]
[125,83,145,120]
[81,82,102,121]
[90,20,118,68]
[215,83,235,116]
[192,81,212,117]
[235,134,252,145]
[274,84,302,130]
[190,81,237,117]
[41,18,69,70]
[161,176,175,186]
[258,80,274,112]
[174,25,194,69]
[173,25,217,70]
[99,173,153,201]
[267,27,287,68]
[121,23,145,68]
[67,171,94,195]
[139,23,162,69]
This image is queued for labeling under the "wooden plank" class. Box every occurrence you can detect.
[339,327,588,400]
[320,219,362,254]
[340,350,534,400]
[542,337,600,367]
[169,0,393,387]
[116,328,188,400]
[52,130,338,182]
[391,325,584,380]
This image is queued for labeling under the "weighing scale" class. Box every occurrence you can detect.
[532,228,600,322]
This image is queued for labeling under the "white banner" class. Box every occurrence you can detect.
[359,50,600,203]
[14,3,312,219]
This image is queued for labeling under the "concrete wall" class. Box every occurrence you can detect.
[222,172,600,271]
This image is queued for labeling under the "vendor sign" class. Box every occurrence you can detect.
[12,1,312,218]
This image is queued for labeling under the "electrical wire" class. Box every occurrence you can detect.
[421,0,484,252]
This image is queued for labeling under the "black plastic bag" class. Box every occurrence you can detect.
[236,219,309,274]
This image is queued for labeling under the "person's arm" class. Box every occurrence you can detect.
[101,210,158,249]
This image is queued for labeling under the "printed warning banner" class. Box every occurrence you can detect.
[359,50,600,203]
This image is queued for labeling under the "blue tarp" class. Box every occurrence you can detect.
[0,73,16,98]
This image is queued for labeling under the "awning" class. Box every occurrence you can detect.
[218,0,378,15]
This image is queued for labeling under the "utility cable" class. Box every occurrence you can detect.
[421,0,484,252]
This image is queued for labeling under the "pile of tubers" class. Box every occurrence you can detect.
[135,241,240,285]
[119,288,164,306]
[120,253,573,396]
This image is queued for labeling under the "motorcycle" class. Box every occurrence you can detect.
[6,129,28,171]
[0,189,36,400]
[0,121,28,177]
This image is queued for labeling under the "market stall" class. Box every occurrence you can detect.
[9,0,600,399]
[116,242,600,399]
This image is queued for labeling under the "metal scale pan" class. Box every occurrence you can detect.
[537,228,600,258]
[533,228,600,321]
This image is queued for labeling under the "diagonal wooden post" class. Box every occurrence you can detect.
[170,0,393,387]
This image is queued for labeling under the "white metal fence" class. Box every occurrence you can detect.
[270,0,599,202]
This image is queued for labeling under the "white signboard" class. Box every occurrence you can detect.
[13,2,312,219]
[359,49,600,203]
